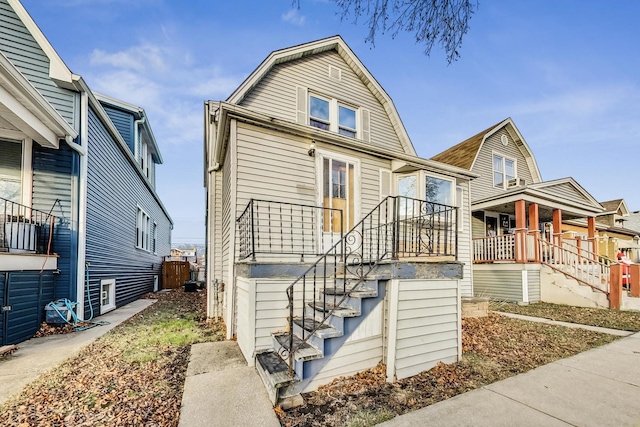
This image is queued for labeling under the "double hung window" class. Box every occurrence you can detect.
[493,154,516,189]
[309,94,358,138]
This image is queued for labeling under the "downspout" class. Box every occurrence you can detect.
[75,90,89,320]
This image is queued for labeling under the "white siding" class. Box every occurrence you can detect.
[233,122,392,253]
[391,279,459,380]
[236,277,254,364]
[470,129,537,202]
[239,51,407,154]
[457,181,473,296]
[473,264,524,301]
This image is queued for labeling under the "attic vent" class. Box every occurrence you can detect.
[329,65,342,81]
[501,134,508,146]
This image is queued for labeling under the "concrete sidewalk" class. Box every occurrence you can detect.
[178,341,280,427]
[0,298,154,405]
[380,331,640,426]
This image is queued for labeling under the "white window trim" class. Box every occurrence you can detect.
[0,134,33,207]
[136,205,152,251]
[153,221,158,254]
[309,92,359,139]
[100,278,116,313]
[315,148,361,239]
[492,150,517,190]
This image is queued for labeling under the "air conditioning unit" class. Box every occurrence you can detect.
[507,178,526,188]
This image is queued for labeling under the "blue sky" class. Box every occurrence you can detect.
[21,0,640,244]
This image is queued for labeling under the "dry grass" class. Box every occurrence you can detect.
[492,301,640,332]
[0,289,225,427]
[279,313,619,427]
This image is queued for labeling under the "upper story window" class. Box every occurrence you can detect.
[309,94,358,138]
[338,105,356,137]
[493,153,516,189]
[0,139,22,203]
[309,95,330,131]
[298,87,370,142]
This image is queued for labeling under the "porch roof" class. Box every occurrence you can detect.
[472,179,604,221]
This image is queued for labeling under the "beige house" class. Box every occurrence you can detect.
[432,118,640,310]
[204,36,477,405]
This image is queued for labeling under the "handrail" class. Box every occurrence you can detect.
[538,236,610,295]
[0,197,56,255]
[284,196,458,377]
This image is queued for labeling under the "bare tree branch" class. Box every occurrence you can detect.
[334,0,477,63]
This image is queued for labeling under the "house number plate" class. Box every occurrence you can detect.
[1,305,11,312]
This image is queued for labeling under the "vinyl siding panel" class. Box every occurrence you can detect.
[102,106,135,154]
[541,182,593,206]
[236,276,253,363]
[393,279,459,380]
[473,265,523,301]
[527,267,541,303]
[239,51,407,154]
[85,107,171,316]
[234,122,392,247]
[0,0,78,128]
[469,129,536,202]
[32,143,77,299]
[3,271,55,345]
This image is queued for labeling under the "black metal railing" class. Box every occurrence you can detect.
[236,199,343,261]
[0,197,55,255]
[283,196,458,376]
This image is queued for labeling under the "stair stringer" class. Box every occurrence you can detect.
[297,280,387,394]
[540,265,609,308]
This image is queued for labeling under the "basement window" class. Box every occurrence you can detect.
[100,279,116,313]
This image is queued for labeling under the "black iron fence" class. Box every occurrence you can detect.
[0,197,56,255]
[278,196,458,376]
[236,199,343,261]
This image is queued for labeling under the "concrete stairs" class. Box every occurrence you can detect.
[255,277,381,408]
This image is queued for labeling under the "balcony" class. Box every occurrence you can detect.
[0,197,57,271]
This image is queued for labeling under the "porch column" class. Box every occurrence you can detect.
[515,200,526,263]
[587,216,598,260]
[630,264,640,298]
[609,264,622,310]
[552,209,562,248]
[528,203,540,263]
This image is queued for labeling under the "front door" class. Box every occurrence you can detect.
[486,216,498,236]
[318,153,359,252]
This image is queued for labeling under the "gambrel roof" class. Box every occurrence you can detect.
[226,35,417,156]
[431,118,543,183]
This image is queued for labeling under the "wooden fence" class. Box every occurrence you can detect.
[162,261,191,289]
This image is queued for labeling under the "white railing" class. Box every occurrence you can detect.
[538,238,610,294]
[473,234,515,262]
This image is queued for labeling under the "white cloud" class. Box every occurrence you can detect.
[90,44,166,72]
[282,9,306,26]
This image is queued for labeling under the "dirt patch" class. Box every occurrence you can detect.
[279,313,619,427]
[0,289,225,427]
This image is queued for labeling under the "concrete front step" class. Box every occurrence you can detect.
[255,350,302,409]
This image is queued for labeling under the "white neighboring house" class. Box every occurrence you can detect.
[204,36,476,405]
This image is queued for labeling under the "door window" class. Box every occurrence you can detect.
[323,157,355,232]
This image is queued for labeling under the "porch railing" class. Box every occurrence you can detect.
[473,234,516,262]
[283,196,458,377]
[539,237,610,294]
[0,198,56,255]
[236,199,343,261]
